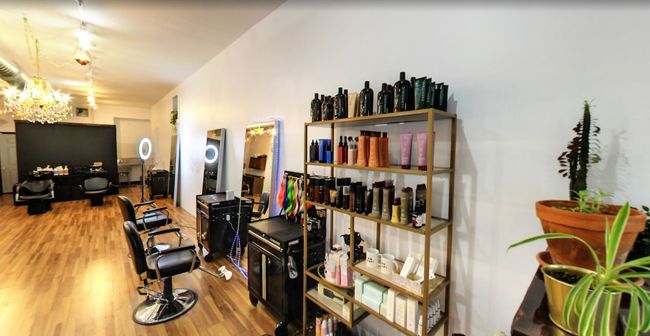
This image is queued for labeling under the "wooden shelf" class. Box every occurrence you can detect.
[305,162,453,176]
[307,262,447,336]
[306,200,451,236]
[305,108,456,127]
[352,260,449,302]
[305,289,367,328]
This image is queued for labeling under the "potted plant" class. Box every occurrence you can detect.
[510,203,650,335]
[537,190,646,270]
[537,101,644,269]
[170,109,178,129]
[628,205,650,261]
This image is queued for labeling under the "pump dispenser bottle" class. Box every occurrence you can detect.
[359,81,373,116]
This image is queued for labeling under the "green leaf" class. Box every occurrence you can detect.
[611,256,650,275]
[599,293,613,336]
[606,203,630,269]
[621,278,650,332]
[575,275,594,316]
[508,233,601,267]
[578,284,604,336]
[624,296,640,336]
[564,273,595,325]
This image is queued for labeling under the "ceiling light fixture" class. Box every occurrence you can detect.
[74,0,92,66]
[2,17,72,124]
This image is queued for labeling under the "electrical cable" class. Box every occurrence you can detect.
[226,199,248,279]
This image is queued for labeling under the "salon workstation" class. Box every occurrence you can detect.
[3,2,650,336]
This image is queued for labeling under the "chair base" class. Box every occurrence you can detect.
[89,195,105,206]
[27,200,51,215]
[132,288,197,325]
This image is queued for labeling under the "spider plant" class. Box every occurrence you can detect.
[509,203,650,336]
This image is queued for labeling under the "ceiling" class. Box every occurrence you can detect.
[0,0,284,108]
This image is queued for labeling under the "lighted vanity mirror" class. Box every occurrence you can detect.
[202,128,226,195]
[241,120,280,221]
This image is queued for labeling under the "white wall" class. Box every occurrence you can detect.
[0,101,150,131]
[150,3,650,334]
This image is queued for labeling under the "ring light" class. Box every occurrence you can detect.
[205,144,218,164]
[138,138,152,161]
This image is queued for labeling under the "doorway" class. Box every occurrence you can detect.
[0,133,18,194]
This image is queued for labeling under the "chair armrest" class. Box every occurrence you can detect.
[159,244,196,255]
[143,207,167,215]
[134,200,155,208]
[148,227,180,237]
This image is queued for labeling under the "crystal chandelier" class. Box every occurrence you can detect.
[2,19,72,124]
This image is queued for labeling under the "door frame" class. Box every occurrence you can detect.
[0,132,16,194]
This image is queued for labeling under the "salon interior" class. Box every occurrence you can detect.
[1,1,649,336]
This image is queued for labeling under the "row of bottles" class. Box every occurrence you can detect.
[310,72,449,122]
[306,176,428,228]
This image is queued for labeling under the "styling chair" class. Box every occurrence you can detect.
[251,192,270,220]
[117,195,174,252]
[16,179,55,215]
[82,177,112,206]
[123,220,199,325]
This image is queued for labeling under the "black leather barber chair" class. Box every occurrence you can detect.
[82,177,111,206]
[16,179,55,215]
[117,195,175,252]
[251,192,270,220]
[122,221,199,325]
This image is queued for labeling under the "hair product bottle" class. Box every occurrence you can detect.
[415,184,426,215]
[342,136,348,164]
[426,80,434,108]
[337,136,344,164]
[359,81,374,116]
[343,88,349,118]
[349,184,356,211]
[387,84,395,112]
[334,87,346,119]
[368,132,380,167]
[364,188,373,215]
[439,84,448,111]
[371,182,383,218]
[356,131,368,167]
[377,83,388,114]
[409,76,416,110]
[348,92,359,117]
[381,185,394,220]
[433,83,443,110]
[400,187,413,224]
[394,72,412,112]
[416,132,428,170]
[400,133,413,169]
[342,185,350,210]
[391,198,401,224]
[381,132,389,167]
[311,93,322,122]
[347,137,356,165]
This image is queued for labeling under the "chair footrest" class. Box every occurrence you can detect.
[137,286,148,296]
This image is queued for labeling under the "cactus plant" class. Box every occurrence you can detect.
[558,100,601,200]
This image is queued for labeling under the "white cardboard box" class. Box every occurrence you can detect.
[406,297,419,333]
[395,295,407,327]
[385,289,397,322]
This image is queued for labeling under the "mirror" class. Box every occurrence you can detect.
[202,128,226,194]
[241,120,280,220]
[170,95,180,206]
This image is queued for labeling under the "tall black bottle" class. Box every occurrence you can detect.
[377,83,388,114]
[359,81,374,116]
[310,93,322,122]
[386,84,395,113]
[334,87,347,119]
[394,72,411,112]
[322,96,334,121]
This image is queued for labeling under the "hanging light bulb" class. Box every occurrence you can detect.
[74,48,91,65]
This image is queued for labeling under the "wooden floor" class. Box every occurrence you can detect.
[0,185,277,336]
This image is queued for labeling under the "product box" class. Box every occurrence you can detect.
[385,289,397,322]
[394,295,407,327]
[354,275,369,301]
[406,297,419,333]
[362,281,387,301]
[362,292,383,312]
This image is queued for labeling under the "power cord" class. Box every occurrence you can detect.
[226,199,248,279]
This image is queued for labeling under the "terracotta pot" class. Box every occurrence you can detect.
[536,200,646,270]
[536,250,553,268]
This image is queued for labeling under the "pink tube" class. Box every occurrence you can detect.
[417,132,428,171]
[400,133,413,169]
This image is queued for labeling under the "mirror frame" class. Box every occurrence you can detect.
[243,120,281,217]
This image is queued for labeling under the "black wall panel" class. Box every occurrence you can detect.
[15,121,119,186]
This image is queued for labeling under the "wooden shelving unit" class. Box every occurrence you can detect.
[302,108,457,335]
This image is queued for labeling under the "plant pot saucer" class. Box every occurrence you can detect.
[536,251,553,268]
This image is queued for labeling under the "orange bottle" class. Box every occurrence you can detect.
[381,132,389,167]
[357,131,368,167]
[368,132,380,167]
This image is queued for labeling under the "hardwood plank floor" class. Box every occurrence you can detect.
[0,185,277,336]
